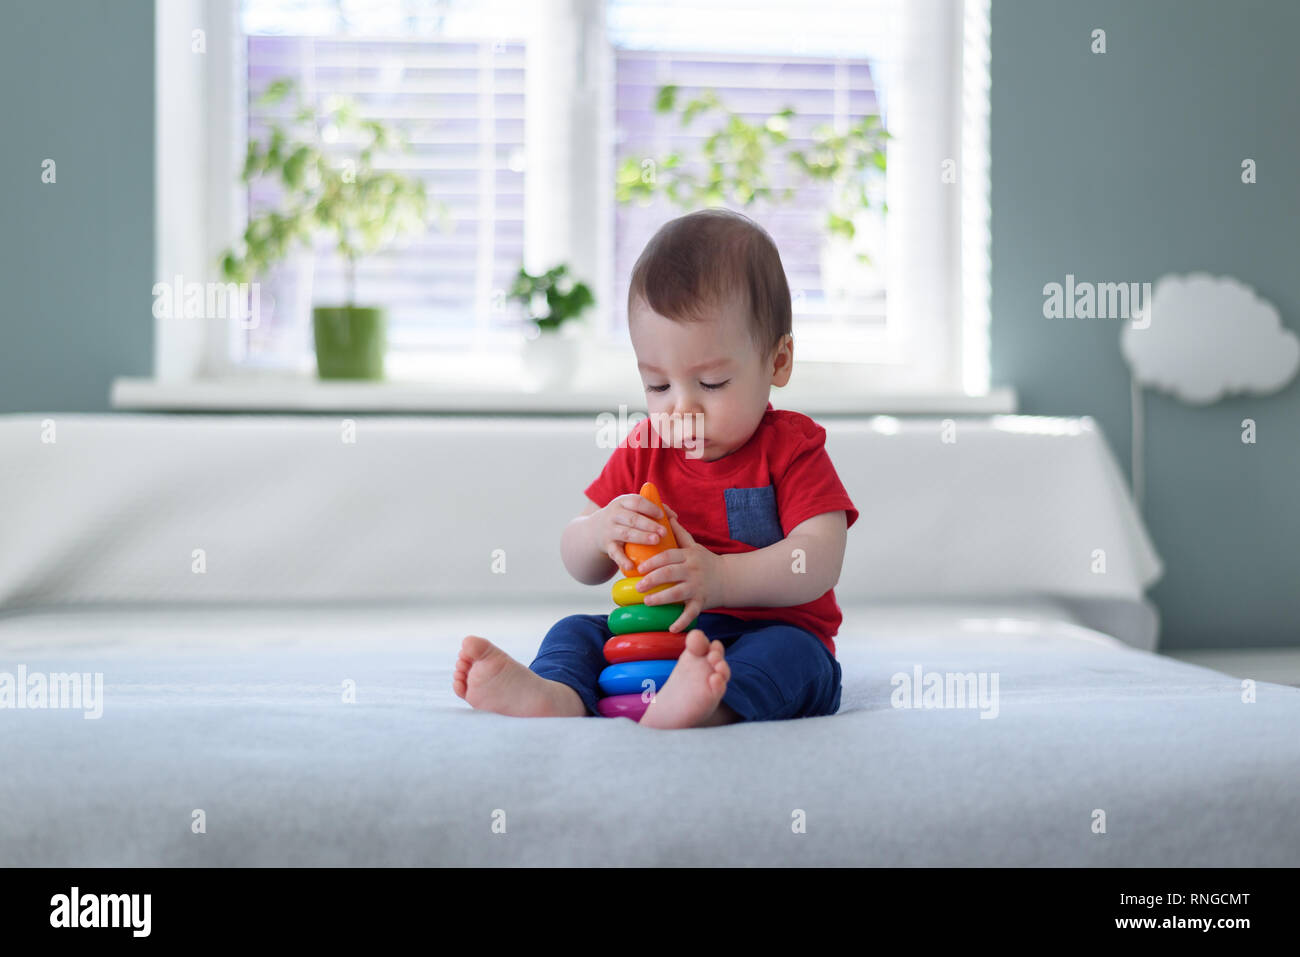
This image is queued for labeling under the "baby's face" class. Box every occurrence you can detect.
[629,292,792,462]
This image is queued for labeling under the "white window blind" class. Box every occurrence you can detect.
[238,0,529,368]
[608,0,902,363]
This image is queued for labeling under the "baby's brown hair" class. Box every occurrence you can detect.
[627,208,792,361]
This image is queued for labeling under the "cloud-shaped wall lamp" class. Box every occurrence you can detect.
[1120,273,1299,404]
[1119,273,1299,510]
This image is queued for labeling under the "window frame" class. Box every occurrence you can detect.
[154,0,990,395]
[155,0,246,381]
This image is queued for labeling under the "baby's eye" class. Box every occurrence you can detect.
[702,380,730,390]
[647,384,669,393]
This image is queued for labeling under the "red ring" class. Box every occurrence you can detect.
[603,630,687,664]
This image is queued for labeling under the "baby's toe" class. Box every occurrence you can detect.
[684,629,710,654]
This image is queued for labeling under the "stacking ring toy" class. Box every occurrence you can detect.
[596,692,652,721]
[608,603,696,635]
[611,575,672,606]
[604,631,687,664]
[598,659,676,696]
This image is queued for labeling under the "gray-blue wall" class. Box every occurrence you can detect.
[1,0,1295,648]
[990,0,1300,649]
[0,0,154,413]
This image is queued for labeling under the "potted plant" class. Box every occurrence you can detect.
[507,263,595,389]
[220,78,443,379]
[616,84,890,314]
[788,112,890,307]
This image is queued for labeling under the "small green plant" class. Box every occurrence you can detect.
[507,264,595,332]
[219,77,446,305]
[616,84,890,257]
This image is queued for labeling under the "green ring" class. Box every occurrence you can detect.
[607,603,698,635]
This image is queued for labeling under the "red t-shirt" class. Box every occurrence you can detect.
[584,401,859,657]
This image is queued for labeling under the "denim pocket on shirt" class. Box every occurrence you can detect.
[724,485,783,548]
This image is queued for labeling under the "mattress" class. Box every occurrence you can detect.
[2,598,1296,866]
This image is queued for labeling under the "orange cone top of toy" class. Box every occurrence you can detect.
[623,481,678,565]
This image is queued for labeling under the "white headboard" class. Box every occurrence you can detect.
[0,413,1163,646]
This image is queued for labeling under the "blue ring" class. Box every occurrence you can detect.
[597,659,677,696]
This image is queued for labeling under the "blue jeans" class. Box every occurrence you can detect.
[528,612,842,722]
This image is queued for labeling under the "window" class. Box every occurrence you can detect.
[239,0,529,369]
[611,50,889,364]
[601,0,990,389]
[156,0,989,394]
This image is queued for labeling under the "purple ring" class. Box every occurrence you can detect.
[596,692,652,721]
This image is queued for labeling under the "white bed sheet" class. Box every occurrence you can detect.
[1,598,1296,866]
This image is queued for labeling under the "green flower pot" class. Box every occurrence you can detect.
[312,306,385,380]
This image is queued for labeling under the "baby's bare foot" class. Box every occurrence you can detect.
[453,635,587,717]
[637,629,732,729]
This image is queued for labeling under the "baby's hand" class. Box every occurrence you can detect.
[590,493,665,576]
[633,505,725,632]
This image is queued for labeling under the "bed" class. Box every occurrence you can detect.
[2,413,1297,866]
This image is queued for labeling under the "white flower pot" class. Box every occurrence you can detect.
[522,329,580,390]
[250,251,315,360]
[818,210,886,313]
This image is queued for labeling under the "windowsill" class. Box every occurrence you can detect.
[110,374,1017,415]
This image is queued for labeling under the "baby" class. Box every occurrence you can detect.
[454,208,860,728]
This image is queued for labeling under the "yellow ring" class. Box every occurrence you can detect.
[611,575,673,606]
